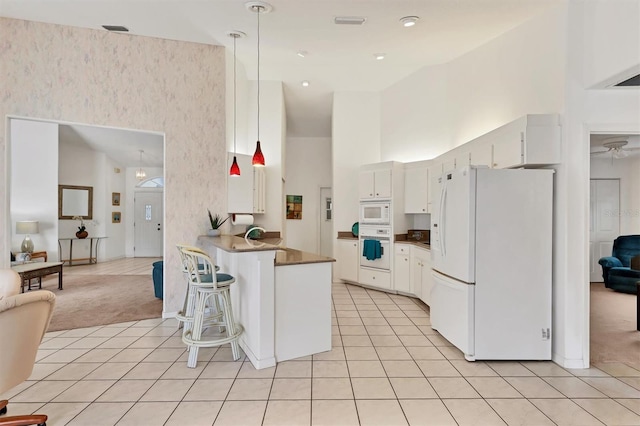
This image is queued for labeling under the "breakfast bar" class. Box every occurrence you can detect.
[198,235,334,369]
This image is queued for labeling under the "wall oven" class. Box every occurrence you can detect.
[359,225,391,270]
[360,202,391,225]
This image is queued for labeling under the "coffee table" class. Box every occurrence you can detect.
[11,262,63,293]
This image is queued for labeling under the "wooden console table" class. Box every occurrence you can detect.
[11,262,63,292]
[58,237,106,266]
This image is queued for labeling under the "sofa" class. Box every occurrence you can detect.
[598,235,640,294]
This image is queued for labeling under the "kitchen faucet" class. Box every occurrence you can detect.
[244,226,266,244]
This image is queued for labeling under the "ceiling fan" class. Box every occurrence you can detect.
[591,137,640,159]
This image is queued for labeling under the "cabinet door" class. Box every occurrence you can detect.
[470,144,492,168]
[421,251,433,306]
[253,167,266,214]
[359,170,375,200]
[394,254,411,293]
[442,158,456,173]
[412,253,424,299]
[492,129,523,169]
[374,169,392,199]
[336,239,359,282]
[455,152,471,169]
[404,168,429,214]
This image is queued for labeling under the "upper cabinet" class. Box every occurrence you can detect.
[490,114,561,169]
[359,169,392,200]
[228,153,266,214]
[404,167,429,214]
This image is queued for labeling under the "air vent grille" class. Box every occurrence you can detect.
[615,74,640,87]
[334,16,366,25]
[102,25,129,32]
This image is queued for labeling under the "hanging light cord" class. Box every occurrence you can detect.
[233,34,237,155]
[257,5,261,142]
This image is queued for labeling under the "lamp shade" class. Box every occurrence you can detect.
[16,221,39,235]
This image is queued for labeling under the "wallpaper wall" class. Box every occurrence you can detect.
[0,18,227,314]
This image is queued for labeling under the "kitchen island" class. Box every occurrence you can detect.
[198,235,334,369]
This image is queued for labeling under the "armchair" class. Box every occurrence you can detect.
[598,235,640,294]
[0,269,56,426]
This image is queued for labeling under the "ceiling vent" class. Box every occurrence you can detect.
[615,73,640,87]
[102,25,129,32]
[334,16,366,25]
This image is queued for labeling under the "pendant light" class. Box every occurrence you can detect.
[247,1,272,167]
[228,31,245,176]
[136,150,146,180]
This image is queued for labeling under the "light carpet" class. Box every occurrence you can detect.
[41,274,163,332]
[590,282,640,364]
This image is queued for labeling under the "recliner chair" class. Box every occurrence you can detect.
[0,269,56,426]
[598,235,640,294]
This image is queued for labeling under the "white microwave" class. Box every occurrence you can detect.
[360,202,391,224]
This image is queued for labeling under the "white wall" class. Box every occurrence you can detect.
[582,0,640,88]
[591,155,640,235]
[381,64,450,162]
[332,92,381,236]
[284,137,332,253]
[10,119,59,257]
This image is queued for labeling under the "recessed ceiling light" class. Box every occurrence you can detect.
[374,53,386,60]
[297,51,307,58]
[301,80,310,87]
[400,16,419,27]
[102,25,129,32]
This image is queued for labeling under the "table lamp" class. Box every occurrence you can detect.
[16,220,39,253]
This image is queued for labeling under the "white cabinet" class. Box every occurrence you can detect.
[456,152,471,169]
[253,167,266,214]
[228,153,266,214]
[394,244,411,293]
[404,167,429,214]
[359,169,392,200]
[470,143,492,167]
[359,267,392,290]
[411,245,432,306]
[336,239,359,283]
[490,115,561,169]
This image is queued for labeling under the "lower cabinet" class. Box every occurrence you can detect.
[411,246,432,306]
[360,267,392,290]
[394,245,411,294]
[336,239,359,283]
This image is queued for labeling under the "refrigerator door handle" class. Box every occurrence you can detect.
[440,183,447,257]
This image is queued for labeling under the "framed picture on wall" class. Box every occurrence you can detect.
[112,212,121,223]
[112,192,121,206]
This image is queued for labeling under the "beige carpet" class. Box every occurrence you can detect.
[590,282,640,364]
[41,274,163,332]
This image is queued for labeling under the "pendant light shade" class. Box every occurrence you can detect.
[136,150,146,180]
[230,156,241,175]
[248,1,272,167]
[252,141,265,166]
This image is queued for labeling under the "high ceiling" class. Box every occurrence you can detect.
[1,0,563,137]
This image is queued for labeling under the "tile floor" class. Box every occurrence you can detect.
[2,282,640,425]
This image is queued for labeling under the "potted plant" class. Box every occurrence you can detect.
[73,216,89,239]
[207,210,228,237]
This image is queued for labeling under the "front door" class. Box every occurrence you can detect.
[134,191,163,257]
[589,179,620,282]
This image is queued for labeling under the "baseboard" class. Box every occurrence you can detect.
[552,352,588,369]
[163,310,178,319]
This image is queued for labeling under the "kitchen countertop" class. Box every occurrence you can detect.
[274,248,335,266]
[394,240,431,249]
[198,235,335,265]
[337,231,358,240]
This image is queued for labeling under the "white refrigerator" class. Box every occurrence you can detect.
[430,166,553,361]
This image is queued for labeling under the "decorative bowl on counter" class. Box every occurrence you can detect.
[352,222,359,237]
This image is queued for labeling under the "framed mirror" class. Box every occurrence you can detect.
[58,185,93,219]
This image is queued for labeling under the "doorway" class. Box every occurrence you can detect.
[319,187,332,257]
[589,179,620,282]
[134,190,164,257]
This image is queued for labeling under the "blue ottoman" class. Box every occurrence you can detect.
[152,261,163,299]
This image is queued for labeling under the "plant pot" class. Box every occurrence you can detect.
[207,229,221,237]
[76,230,88,239]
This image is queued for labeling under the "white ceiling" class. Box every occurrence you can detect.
[1,0,563,138]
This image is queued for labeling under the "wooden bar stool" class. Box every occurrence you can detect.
[180,247,243,368]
